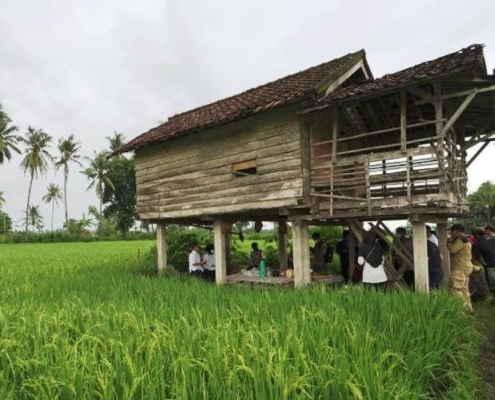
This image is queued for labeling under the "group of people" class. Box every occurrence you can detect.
[335,222,495,312]
[188,241,265,281]
[188,243,216,281]
[188,223,495,312]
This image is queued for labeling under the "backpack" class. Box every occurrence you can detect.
[324,243,335,263]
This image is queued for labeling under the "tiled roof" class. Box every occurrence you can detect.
[320,44,485,105]
[119,50,365,153]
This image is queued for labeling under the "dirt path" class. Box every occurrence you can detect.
[474,300,495,400]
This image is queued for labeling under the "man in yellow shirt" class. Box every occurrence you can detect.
[447,224,473,312]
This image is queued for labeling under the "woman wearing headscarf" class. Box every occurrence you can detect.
[357,231,390,288]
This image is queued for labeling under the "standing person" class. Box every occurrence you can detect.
[473,225,495,306]
[189,243,205,278]
[426,225,439,246]
[336,230,350,283]
[447,224,473,312]
[427,240,443,290]
[202,244,216,282]
[394,227,415,288]
[311,232,327,273]
[358,231,390,288]
[249,242,263,269]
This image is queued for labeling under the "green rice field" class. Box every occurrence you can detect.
[0,241,482,399]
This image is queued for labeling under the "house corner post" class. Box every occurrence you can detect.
[437,220,450,286]
[292,220,311,287]
[411,220,429,292]
[157,222,167,276]
[278,221,288,271]
[214,220,227,285]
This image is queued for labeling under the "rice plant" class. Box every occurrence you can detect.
[0,242,482,399]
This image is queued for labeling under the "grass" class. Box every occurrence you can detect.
[0,241,484,399]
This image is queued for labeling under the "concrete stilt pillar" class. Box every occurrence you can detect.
[412,220,429,292]
[292,220,311,287]
[278,221,288,271]
[157,222,167,276]
[437,221,450,286]
[213,221,227,284]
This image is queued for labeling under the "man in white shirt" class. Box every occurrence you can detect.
[189,243,205,277]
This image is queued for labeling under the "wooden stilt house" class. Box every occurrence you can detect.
[119,44,495,291]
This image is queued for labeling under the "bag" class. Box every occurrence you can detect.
[324,243,334,263]
[363,244,378,268]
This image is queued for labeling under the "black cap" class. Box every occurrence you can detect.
[449,223,465,232]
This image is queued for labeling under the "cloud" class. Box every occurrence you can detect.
[1,0,494,228]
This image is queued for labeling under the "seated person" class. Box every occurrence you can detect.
[189,243,205,277]
[202,244,216,281]
[249,242,263,269]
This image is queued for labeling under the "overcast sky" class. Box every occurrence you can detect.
[1,0,495,230]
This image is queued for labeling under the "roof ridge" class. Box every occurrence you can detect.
[318,44,486,105]
[380,44,484,80]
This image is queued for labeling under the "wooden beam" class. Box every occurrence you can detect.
[324,59,368,95]
[466,141,490,168]
[292,220,311,287]
[411,220,429,292]
[400,89,407,152]
[407,85,434,101]
[213,220,227,284]
[438,89,479,138]
[156,222,167,275]
[415,84,495,105]
[332,107,338,161]
[278,221,288,270]
[437,220,450,286]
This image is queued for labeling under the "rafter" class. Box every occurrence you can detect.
[438,89,478,138]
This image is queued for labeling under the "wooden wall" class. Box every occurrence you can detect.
[135,105,305,220]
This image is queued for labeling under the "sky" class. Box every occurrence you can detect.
[1,0,495,230]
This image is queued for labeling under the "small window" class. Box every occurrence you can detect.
[233,159,257,177]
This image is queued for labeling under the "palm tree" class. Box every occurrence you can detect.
[0,103,21,164]
[42,183,63,232]
[19,127,53,233]
[55,134,83,227]
[0,190,5,208]
[26,205,44,232]
[106,131,126,153]
[82,151,115,233]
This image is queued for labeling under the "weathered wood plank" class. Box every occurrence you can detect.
[135,117,299,172]
[138,197,300,219]
[139,179,303,208]
[138,169,301,199]
[135,134,300,183]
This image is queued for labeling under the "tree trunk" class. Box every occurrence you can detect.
[64,164,68,227]
[99,197,102,235]
[51,199,55,232]
[25,172,34,234]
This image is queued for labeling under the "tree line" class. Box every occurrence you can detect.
[0,103,137,236]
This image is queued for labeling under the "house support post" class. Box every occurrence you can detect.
[278,221,288,271]
[225,223,232,272]
[437,220,450,286]
[292,220,311,287]
[411,220,429,292]
[213,220,228,284]
[157,222,167,276]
